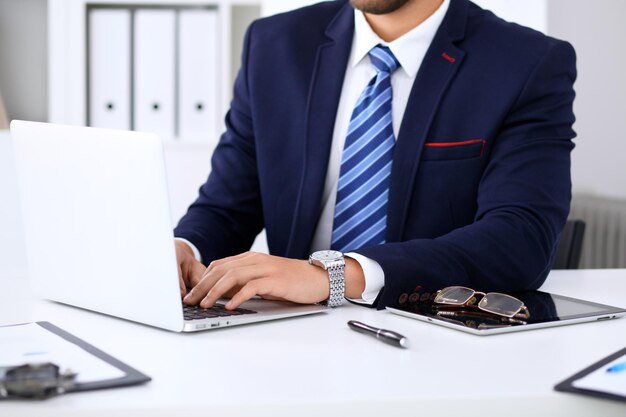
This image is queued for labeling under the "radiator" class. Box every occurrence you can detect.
[570,194,626,268]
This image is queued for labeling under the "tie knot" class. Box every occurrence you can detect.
[368,45,400,74]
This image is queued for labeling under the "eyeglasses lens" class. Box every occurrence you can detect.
[478,293,524,317]
[435,286,474,305]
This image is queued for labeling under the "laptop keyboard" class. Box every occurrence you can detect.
[183,304,257,321]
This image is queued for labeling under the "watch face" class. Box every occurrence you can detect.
[313,250,343,262]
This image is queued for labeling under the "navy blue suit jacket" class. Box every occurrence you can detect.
[174,0,577,308]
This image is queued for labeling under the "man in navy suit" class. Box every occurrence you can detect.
[175,0,576,310]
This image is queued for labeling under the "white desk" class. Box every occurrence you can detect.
[1,269,626,417]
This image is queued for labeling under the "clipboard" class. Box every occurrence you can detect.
[1,321,150,396]
[555,346,626,403]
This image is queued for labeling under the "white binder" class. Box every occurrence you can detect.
[178,9,219,143]
[88,9,131,130]
[134,9,176,139]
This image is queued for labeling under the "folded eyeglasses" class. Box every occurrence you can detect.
[433,286,530,320]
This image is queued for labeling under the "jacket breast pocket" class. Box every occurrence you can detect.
[421,139,486,161]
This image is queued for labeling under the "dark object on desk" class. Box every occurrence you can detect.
[0,321,151,399]
[392,291,555,331]
[386,290,626,335]
[555,346,626,403]
[37,322,151,393]
[182,303,257,320]
[552,219,586,269]
[0,363,76,399]
[347,320,409,349]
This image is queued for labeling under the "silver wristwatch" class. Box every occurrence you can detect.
[308,250,345,308]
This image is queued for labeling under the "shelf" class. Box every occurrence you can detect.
[48,0,262,137]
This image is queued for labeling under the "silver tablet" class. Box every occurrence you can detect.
[386,290,626,335]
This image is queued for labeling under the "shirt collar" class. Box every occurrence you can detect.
[351,0,450,78]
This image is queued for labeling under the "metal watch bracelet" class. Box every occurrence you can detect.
[325,261,345,308]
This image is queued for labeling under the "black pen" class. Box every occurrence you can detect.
[347,320,410,349]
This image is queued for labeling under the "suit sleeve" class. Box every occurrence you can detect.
[356,41,577,309]
[174,22,264,263]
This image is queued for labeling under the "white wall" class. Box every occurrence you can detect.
[0,0,46,276]
[547,0,626,199]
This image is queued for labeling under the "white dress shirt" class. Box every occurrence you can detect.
[310,0,450,303]
[178,0,450,304]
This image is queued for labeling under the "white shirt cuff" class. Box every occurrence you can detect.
[345,252,384,305]
[174,237,203,263]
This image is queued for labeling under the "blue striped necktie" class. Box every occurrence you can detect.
[331,45,400,252]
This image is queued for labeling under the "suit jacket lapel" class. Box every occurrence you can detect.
[285,3,354,258]
[387,0,469,242]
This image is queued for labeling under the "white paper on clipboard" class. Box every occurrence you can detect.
[572,354,626,398]
[0,322,124,383]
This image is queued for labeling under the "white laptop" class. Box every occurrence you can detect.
[10,120,326,332]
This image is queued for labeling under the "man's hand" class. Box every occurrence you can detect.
[175,240,206,298]
[182,252,332,310]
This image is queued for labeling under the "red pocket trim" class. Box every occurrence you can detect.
[424,139,486,157]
